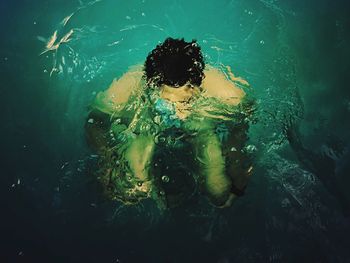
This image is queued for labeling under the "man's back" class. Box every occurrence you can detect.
[99,64,246,114]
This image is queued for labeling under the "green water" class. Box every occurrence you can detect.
[1,0,350,262]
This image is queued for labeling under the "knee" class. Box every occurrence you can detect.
[207,191,236,208]
[204,179,234,207]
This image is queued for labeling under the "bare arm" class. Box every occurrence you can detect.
[85,66,159,200]
[191,65,253,206]
[191,115,253,207]
[85,66,143,150]
[204,65,253,191]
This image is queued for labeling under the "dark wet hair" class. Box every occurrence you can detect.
[144,37,205,87]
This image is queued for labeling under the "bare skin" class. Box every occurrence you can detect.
[158,66,248,206]
[124,135,155,193]
[87,64,252,207]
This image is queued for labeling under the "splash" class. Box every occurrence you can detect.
[40,29,74,56]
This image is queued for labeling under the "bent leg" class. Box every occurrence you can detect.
[124,135,155,191]
[194,130,233,206]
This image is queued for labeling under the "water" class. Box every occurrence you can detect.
[1,0,350,262]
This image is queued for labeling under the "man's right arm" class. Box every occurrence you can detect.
[85,66,143,151]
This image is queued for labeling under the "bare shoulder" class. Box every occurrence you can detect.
[201,65,248,106]
[104,64,144,104]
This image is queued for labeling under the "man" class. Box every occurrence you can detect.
[85,38,254,208]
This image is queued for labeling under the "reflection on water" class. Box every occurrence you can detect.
[2,0,350,261]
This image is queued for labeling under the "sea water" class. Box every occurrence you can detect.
[1,0,350,262]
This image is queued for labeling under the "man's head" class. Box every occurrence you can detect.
[144,38,205,87]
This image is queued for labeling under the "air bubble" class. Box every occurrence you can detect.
[245,145,257,153]
[230,147,237,152]
[153,115,161,124]
[161,175,170,183]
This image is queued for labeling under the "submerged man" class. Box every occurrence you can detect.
[86,38,254,208]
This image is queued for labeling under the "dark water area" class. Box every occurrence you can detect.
[1,0,350,262]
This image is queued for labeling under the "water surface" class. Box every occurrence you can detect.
[1,0,350,262]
